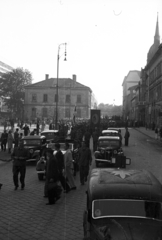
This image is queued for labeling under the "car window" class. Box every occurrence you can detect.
[92,199,162,220]
[23,139,41,145]
[98,140,120,147]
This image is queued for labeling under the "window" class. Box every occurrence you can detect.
[43,94,48,102]
[31,108,36,118]
[32,94,37,102]
[66,94,71,103]
[54,94,59,102]
[77,108,81,118]
[42,108,48,117]
[77,95,81,103]
[65,108,70,118]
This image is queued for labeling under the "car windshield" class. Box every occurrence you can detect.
[92,199,162,221]
[98,140,120,147]
[23,139,41,145]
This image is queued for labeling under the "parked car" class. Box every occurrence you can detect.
[22,135,47,162]
[83,168,162,240]
[41,130,59,144]
[94,136,130,168]
[102,129,119,137]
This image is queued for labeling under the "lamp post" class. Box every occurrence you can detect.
[55,42,67,129]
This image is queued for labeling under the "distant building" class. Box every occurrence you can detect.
[24,74,92,122]
[122,70,141,121]
[0,60,13,77]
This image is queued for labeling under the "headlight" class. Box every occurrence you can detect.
[30,149,34,154]
[114,150,117,154]
[101,150,105,154]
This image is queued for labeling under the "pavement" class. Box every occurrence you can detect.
[133,126,158,140]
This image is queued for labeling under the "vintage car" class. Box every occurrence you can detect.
[22,135,47,162]
[40,130,59,144]
[102,129,119,137]
[94,136,130,168]
[36,139,75,180]
[83,168,162,240]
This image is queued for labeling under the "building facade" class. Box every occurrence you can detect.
[122,70,141,121]
[24,74,92,122]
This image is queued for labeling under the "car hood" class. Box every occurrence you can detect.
[94,218,162,240]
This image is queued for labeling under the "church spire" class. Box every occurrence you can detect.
[154,12,160,44]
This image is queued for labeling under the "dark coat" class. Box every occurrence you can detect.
[46,155,59,182]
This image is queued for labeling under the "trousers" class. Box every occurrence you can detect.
[13,165,26,187]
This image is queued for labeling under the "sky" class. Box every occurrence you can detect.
[0,0,162,106]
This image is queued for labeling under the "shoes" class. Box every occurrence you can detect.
[64,189,71,193]
[21,184,25,190]
[55,196,61,201]
[14,186,19,190]
[71,186,77,190]
[43,195,48,198]
[46,202,55,205]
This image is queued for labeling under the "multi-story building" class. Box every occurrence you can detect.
[0,60,13,76]
[141,15,162,127]
[122,70,141,121]
[24,74,92,122]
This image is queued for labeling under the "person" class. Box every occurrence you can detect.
[155,127,158,140]
[84,128,91,148]
[14,128,19,148]
[11,140,29,190]
[64,142,76,190]
[118,129,122,145]
[78,141,92,185]
[45,149,62,205]
[124,127,130,146]
[7,130,14,153]
[23,124,29,136]
[36,121,40,135]
[54,143,71,193]
[92,127,99,152]
[1,129,8,151]
[73,141,81,176]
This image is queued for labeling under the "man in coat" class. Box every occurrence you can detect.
[78,141,92,185]
[124,127,130,146]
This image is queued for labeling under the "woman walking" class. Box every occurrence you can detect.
[7,130,14,153]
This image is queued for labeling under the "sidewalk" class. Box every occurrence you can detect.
[134,127,158,140]
[0,151,12,162]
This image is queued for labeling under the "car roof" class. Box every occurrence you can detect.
[22,135,45,140]
[41,130,59,133]
[88,168,162,202]
[102,130,118,133]
[98,136,120,140]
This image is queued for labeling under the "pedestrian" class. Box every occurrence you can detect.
[118,129,122,145]
[1,130,8,151]
[36,121,40,135]
[54,143,71,193]
[64,142,76,190]
[92,127,99,152]
[124,127,130,146]
[23,124,29,136]
[11,140,29,190]
[7,130,14,153]
[78,141,92,185]
[73,141,81,176]
[14,128,19,148]
[44,149,62,205]
[155,127,158,140]
[84,128,91,148]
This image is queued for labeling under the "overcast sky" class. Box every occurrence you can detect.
[0,0,162,106]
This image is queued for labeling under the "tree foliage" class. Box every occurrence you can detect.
[0,67,32,116]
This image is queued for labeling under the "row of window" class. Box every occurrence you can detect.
[31,107,81,118]
[149,83,162,102]
[32,94,82,104]
[150,61,162,84]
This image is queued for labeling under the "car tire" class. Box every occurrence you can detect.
[38,174,44,181]
[96,162,99,168]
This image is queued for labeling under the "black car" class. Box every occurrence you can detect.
[22,135,47,162]
[94,136,130,168]
[83,168,162,240]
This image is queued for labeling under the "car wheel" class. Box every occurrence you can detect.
[38,174,44,181]
[96,162,99,167]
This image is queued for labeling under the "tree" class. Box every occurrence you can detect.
[0,67,32,119]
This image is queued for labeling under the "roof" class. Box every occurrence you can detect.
[41,130,59,133]
[98,136,120,140]
[22,135,45,140]
[102,130,118,133]
[25,77,92,92]
[122,70,141,86]
[88,168,162,202]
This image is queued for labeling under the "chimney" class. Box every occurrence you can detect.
[45,74,49,80]
[72,74,76,87]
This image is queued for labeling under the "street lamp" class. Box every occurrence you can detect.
[55,42,67,129]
